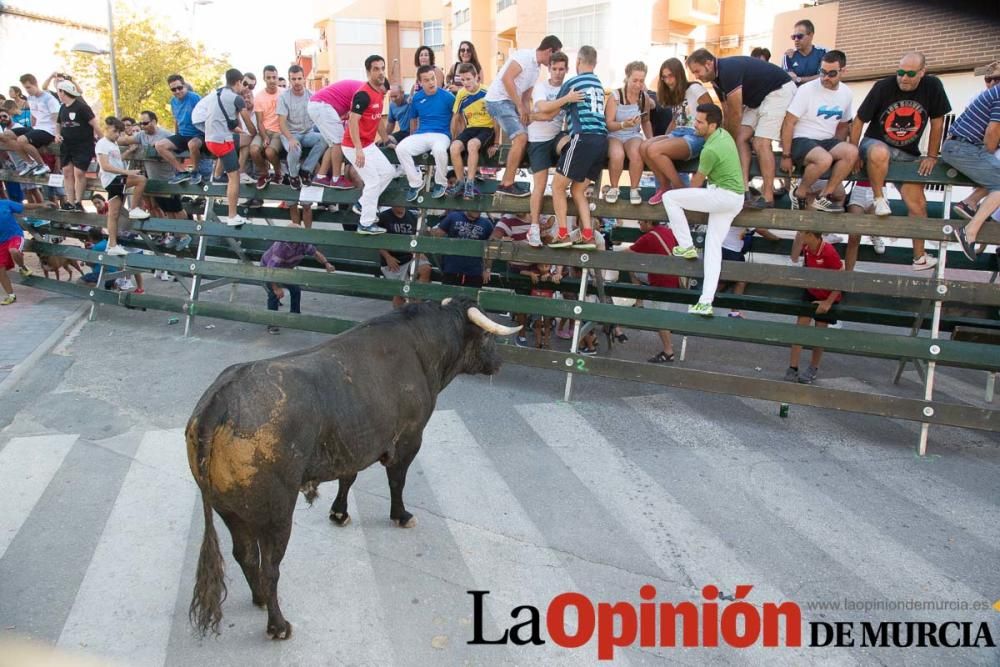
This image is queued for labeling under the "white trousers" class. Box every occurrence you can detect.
[395,132,450,188]
[662,185,744,305]
[343,144,395,226]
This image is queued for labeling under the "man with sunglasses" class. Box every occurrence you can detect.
[155,74,204,185]
[783,20,827,86]
[118,110,189,223]
[780,50,856,213]
[851,52,951,271]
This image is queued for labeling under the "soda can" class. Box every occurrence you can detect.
[779,403,789,418]
[167,317,180,325]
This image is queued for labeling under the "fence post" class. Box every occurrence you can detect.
[184,197,213,337]
[917,185,952,455]
[405,167,436,301]
[563,265,590,402]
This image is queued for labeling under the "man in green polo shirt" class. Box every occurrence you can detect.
[660,102,746,316]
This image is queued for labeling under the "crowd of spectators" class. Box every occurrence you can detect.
[1,28,997,384]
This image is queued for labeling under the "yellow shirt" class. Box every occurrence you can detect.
[453,85,493,129]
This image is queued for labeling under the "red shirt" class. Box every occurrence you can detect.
[630,226,680,288]
[804,240,843,301]
[343,82,384,149]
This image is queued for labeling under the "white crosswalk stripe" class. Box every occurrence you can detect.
[630,395,994,620]
[420,410,611,665]
[57,429,196,666]
[519,402,856,665]
[0,434,77,560]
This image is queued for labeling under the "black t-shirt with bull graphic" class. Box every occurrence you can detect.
[857,74,951,157]
[57,98,96,148]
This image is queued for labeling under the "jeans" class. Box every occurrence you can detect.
[281,131,327,175]
[941,138,1000,191]
[662,185,745,305]
[266,283,301,313]
[485,99,526,139]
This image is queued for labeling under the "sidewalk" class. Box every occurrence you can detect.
[0,279,87,390]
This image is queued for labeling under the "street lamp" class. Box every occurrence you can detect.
[70,0,121,117]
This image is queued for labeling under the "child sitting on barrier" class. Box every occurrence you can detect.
[260,222,335,334]
[95,117,151,257]
[785,230,843,385]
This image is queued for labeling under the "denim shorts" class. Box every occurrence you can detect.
[485,99,526,139]
[859,137,918,163]
[941,137,1000,191]
[669,126,705,158]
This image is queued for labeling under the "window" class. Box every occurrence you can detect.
[335,19,382,46]
[454,8,470,26]
[546,3,609,51]
[423,20,443,47]
[400,28,420,49]
[497,0,516,10]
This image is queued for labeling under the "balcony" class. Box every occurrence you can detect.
[669,0,720,26]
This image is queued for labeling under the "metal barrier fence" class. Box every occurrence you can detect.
[5,149,999,453]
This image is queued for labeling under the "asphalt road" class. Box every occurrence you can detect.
[0,283,998,666]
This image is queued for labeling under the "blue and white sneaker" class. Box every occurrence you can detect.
[356,224,386,235]
[168,171,190,185]
[188,172,203,186]
[351,203,363,216]
[445,179,465,198]
[405,187,421,202]
[429,184,446,199]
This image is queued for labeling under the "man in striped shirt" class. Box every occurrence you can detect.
[946,83,1000,261]
[543,46,608,250]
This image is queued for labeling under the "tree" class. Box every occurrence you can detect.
[58,5,229,125]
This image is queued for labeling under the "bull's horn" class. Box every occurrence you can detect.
[441,297,453,305]
[467,307,522,336]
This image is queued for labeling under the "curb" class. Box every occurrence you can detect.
[0,303,89,399]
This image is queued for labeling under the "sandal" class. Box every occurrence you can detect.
[613,331,628,343]
[648,351,675,363]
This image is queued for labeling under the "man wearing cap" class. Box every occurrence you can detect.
[54,81,101,212]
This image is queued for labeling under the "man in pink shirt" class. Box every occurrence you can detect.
[251,65,284,189]
[307,79,364,188]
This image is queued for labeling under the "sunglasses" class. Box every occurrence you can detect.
[459,47,471,52]
[896,69,920,77]
[243,81,255,88]
[819,68,840,78]
[985,76,1000,84]
[791,33,806,40]
[139,120,151,126]
[170,86,184,92]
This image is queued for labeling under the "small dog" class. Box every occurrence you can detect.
[41,254,85,281]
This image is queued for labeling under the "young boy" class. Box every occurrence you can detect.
[0,195,55,305]
[95,117,151,256]
[260,222,335,333]
[447,63,498,199]
[786,230,843,384]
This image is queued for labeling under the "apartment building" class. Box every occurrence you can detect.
[310,0,805,90]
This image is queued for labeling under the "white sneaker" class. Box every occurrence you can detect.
[823,233,844,245]
[105,244,129,256]
[128,207,151,220]
[629,188,642,205]
[239,173,256,184]
[604,187,619,204]
[873,196,891,217]
[224,214,249,226]
[526,224,542,248]
[870,235,886,254]
[912,254,937,271]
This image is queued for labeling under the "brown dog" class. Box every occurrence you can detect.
[40,255,85,281]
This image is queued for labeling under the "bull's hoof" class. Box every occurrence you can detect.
[393,512,416,528]
[329,511,352,526]
[267,620,293,640]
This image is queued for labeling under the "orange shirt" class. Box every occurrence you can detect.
[254,88,282,133]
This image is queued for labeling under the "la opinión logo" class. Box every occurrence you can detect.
[468,586,997,660]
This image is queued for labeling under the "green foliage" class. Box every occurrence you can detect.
[57,4,229,125]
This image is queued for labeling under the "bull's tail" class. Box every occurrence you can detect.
[189,492,227,637]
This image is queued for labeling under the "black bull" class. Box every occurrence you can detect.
[186,298,520,639]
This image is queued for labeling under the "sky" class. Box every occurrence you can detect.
[12,0,318,81]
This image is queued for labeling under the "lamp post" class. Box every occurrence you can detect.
[70,0,121,117]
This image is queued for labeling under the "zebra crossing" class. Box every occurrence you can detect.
[0,395,997,666]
